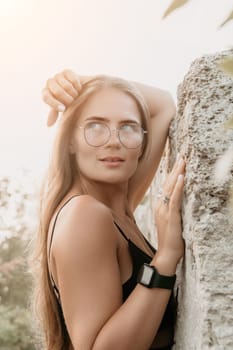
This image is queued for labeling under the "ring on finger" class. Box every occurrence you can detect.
[157,188,170,205]
[163,195,170,205]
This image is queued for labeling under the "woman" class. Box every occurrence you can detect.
[34,70,186,350]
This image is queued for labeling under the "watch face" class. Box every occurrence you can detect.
[141,265,154,285]
[138,264,176,289]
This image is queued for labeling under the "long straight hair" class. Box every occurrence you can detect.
[31,76,151,349]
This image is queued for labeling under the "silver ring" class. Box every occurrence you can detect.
[163,195,170,205]
[157,188,170,205]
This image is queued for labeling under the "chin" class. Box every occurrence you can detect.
[92,173,129,185]
[81,168,135,186]
[100,177,128,185]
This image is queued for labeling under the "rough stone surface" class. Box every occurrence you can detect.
[135,49,233,349]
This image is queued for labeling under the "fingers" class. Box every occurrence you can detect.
[42,70,83,114]
[47,109,59,127]
[63,69,82,92]
[163,156,186,196]
[42,70,84,127]
[46,79,74,106]
[55,73,79,99]
[42,87,66,111]
[169,174,184,211]
[156,155,185,211]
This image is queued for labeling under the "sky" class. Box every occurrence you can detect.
[0,0,232,180]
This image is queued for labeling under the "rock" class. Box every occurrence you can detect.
[136,49,233,349]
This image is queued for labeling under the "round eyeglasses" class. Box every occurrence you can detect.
[78,122,147,149]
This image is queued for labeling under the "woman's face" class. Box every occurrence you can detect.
[70,87,144,186]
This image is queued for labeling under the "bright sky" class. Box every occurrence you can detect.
[0,0,232,179]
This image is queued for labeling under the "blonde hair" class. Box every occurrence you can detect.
[31,76,151,349]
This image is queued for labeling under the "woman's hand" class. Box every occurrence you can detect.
[42,69,86,126]
[154,154,186,266]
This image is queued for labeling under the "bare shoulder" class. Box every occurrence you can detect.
[51,195,117,257]
[49,195,123,348]
[58,194,113,224]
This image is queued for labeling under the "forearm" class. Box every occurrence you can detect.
[130,81,176,120]
[91,255,177,350]
[81,75,176,121]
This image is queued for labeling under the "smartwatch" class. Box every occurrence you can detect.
[137,263,176,290]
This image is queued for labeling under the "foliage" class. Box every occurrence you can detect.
[214,57,233,202]
[0,305,35,350]
[162,0,233,208]
[224,117,233,129]
[218,56,233,77]
[0,173,38,350]
[0,236,31,307]
[162,0,189,19]
[163,0,233,28]
[219,56,233,131]
[219,9,233,28]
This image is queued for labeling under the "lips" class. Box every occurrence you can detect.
[100,157,124,162]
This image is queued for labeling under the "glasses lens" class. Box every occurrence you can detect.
[83,122,145,148]
[84,122,109,146]
[119,124,144,148]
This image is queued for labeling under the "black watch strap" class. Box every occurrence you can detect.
[137,263,176,290]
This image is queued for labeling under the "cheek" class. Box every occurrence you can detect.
[130,147,142,162]
[74,133,91,157]
[127,149,141,173]
[74,140,97,172]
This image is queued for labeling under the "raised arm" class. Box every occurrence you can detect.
[42,70,176,209]
[127,82,176,210]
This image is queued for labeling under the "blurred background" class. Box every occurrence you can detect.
[0,0,232,177]
[0,0,232,348]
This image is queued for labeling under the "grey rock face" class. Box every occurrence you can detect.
[173,50,233,350]
[135,49,233,349]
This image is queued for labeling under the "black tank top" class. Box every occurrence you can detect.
[48,196,177,350]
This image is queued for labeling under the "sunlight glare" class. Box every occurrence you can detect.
[0,0,20,16]
[0,0,34,17]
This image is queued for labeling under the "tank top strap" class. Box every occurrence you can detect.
[113,221,129,242]
[48,195,81,260]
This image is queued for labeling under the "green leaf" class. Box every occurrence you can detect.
[224,116,233,129]
[218,57,233,77]
[162,0,190,19]
[228,183,233,210]
[219,9,233,28]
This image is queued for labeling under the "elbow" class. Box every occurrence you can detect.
[154,89,176,121]
[162,91,176,121]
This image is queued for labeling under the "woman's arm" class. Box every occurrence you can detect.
[52,194,182,350]
[127,81,176,210]
[42,70,176,209]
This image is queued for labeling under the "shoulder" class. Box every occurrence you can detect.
[49,196,123,348]
[59,194,112,220]
[52,195,118,258]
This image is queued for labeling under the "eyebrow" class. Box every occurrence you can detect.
[84,116,140,124]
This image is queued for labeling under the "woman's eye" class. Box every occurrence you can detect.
[86,122,103,129]
[121,124,137,132]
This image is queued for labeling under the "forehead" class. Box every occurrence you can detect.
[78,87,141,123]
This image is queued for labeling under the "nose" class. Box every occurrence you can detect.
[106,128,121,147]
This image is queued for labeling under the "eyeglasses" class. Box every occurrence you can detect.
[78,121,147,149]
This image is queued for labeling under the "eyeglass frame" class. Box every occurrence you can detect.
[77,122,148,149]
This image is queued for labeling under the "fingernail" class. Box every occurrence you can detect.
[58,104,65,112]
[178,174,183,182]
[179,158,183,165]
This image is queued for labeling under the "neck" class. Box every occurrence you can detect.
[72,177,131,217]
